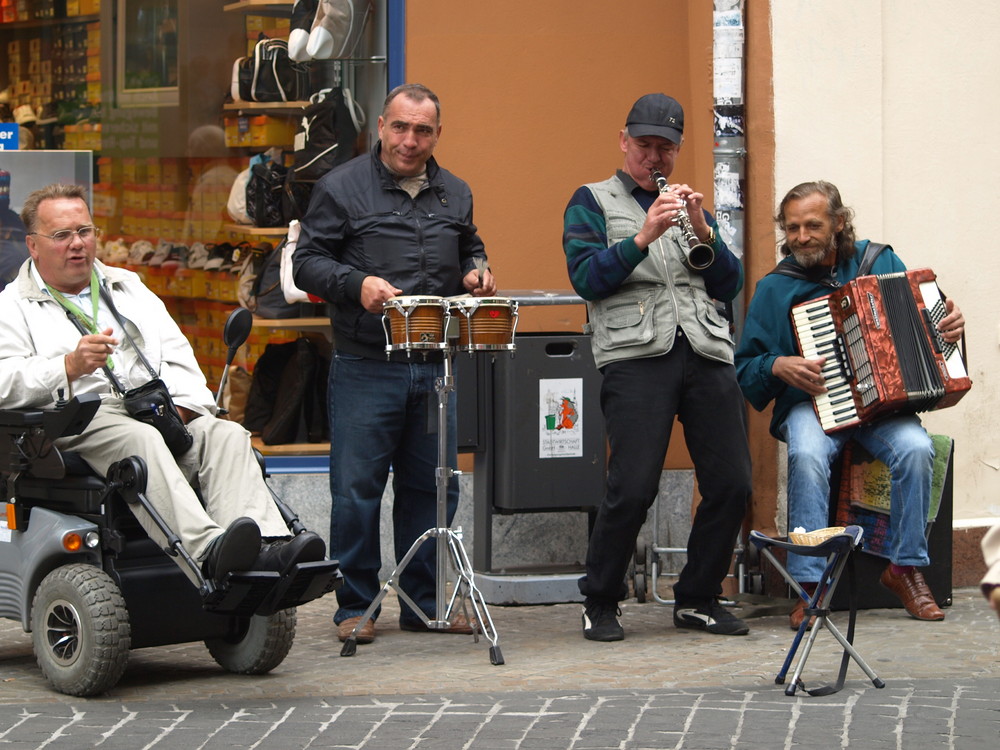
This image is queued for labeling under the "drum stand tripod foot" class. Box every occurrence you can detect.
[340,350,504,665]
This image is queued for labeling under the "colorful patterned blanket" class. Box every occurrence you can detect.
[833,434,951,558]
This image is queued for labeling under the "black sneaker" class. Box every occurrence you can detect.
[253,531,326,577]
[582,601,624,641]
[204,242,235,271]
[673,599,749,636]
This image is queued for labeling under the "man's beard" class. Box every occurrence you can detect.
[789,235,836,268]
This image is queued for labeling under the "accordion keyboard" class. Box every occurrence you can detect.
[791,298,862,431]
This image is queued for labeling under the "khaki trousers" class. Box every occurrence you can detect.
[56,400,289,564]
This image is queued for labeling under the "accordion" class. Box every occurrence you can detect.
[791,268,971,433]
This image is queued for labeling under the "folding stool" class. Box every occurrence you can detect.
[748,525,885,696]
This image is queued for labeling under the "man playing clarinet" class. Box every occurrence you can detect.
[563,93,752,641]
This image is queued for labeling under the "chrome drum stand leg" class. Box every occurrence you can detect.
[340,347,503,665]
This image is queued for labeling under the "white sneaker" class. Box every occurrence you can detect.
[127,239,154,265]
[187,242,209,269]
[161,244,187,270]
[147,240,172,267]
[105,239,130,266]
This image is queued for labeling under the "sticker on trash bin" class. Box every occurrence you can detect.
[539,378,583,458]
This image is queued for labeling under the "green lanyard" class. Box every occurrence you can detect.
[47,269,114,370]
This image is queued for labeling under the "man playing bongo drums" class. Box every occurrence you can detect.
[293,83,495,645]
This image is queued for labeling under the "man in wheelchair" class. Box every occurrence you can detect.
[0,184,338,695]
[0,182,326,583]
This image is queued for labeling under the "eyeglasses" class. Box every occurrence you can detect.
[30,225,101,244]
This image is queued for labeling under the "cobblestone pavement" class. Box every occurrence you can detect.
[0,588,997,748]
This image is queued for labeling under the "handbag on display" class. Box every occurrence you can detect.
[284,87,364,219]
[279,220,326,305]
[231,35,308,103]
[245,155,290,228]
[226,167,252,225]
[291,88,363,181]
[235,240,303,319]
[243,337,329,444]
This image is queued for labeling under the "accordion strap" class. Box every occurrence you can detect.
[856,241,887,276]
[766,261,840,288]
[767,240,889,288]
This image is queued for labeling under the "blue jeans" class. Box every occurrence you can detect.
[779,401,934,582]
[328,352,459,626]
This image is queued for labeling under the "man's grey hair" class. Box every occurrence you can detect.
[383,83,441,123]
[20,183,91,233]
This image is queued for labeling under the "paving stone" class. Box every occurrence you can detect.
[0,589,997,747]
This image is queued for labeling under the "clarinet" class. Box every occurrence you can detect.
[650,170,715,270]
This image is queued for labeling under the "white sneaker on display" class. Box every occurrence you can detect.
[147,240,172,267]
[187,242,209,269]
[128,239,154,265]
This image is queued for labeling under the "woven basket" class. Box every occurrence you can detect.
[787,526,846,546]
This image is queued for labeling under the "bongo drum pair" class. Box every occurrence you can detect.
[382,295,518,354]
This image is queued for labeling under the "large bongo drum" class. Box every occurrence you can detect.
[382,295,451,353]
[449,296,518,352]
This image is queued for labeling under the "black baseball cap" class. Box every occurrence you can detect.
[625,93,684,144]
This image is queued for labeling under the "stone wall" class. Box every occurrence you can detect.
[267,469,699,601]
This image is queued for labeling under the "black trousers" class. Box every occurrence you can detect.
[578,334,752,605]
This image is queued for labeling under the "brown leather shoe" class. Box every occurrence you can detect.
[879,565,946,621]
[789,597,816,631]
[400,611,478,634]
[337,616,376,643]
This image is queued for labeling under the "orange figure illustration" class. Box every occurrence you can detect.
[557,397,578,430]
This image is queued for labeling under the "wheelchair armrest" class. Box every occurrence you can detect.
[0,394,101,478]
[42,393,101,439]
[0,393,100,438]
[0,408,45,428]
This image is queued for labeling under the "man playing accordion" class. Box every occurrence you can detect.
[735,181,965,629]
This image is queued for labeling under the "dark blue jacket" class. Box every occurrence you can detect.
[293,142,487,358]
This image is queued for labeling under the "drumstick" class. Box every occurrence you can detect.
[474,257,488,288]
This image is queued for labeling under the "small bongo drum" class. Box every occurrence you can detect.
[382,295,450,353]
[449,296,518,352]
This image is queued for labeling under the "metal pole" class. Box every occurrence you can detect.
[433,354,453,627]
[712,0,748,342]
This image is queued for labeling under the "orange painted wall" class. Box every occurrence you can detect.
[404,1,719,469]
[403,2,716,324]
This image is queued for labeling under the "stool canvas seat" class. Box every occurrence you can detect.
[749,525,885,696]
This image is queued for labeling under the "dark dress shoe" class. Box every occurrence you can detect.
[879,565,946,621]
[253,531,326,576]
[201,517,261,582]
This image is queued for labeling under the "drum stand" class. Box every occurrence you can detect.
[340,343,504,665]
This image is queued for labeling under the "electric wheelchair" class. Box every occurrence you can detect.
[0,309,341,696]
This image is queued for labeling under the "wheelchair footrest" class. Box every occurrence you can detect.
[201,560,342,617]
[202,571,281,616]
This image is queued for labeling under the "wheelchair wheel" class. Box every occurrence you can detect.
[205,607,297,674]
[31,564,131,697]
